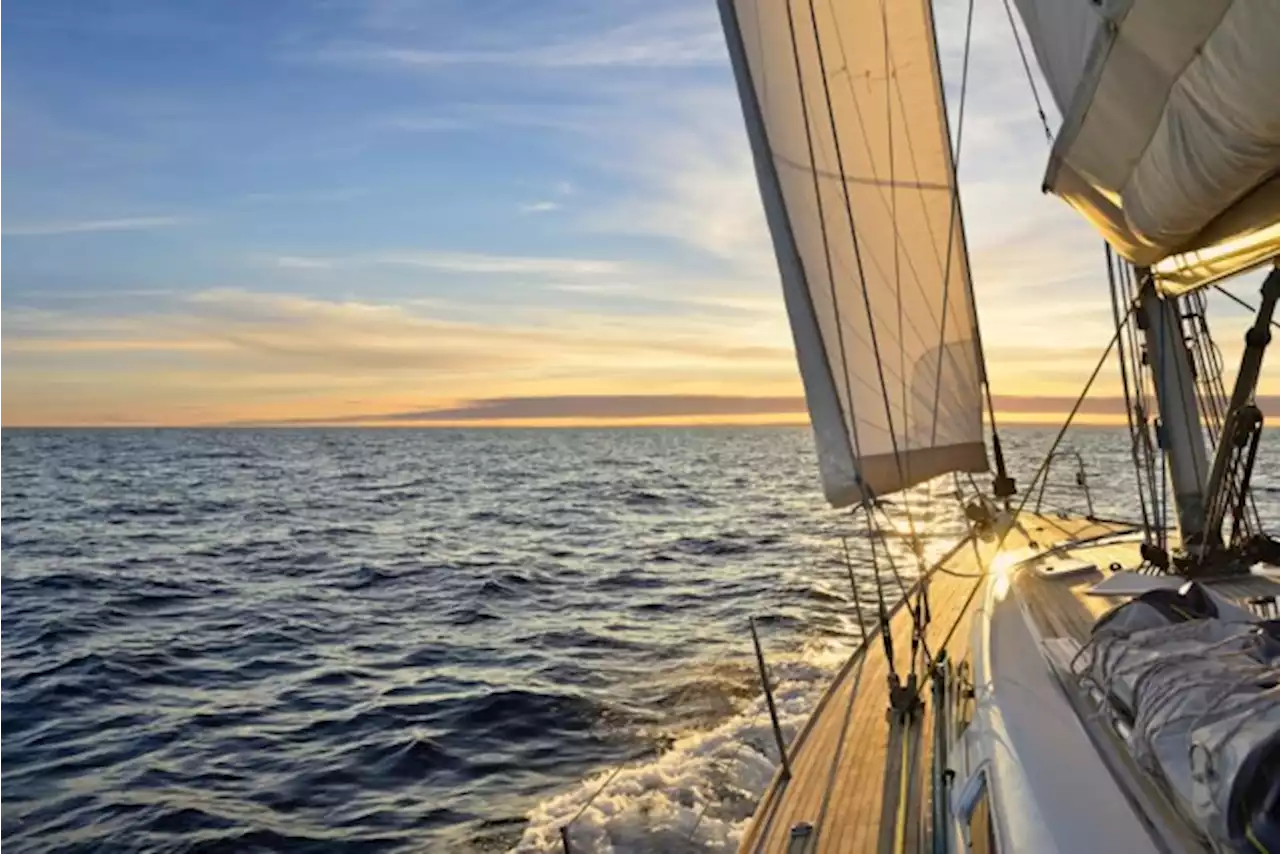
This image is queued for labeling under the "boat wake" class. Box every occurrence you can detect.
[511,642,849,853]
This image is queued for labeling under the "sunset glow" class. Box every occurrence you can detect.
[3,2,1275,428]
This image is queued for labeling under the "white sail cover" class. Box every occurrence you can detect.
[1013,0,1280,294]
[717,0,988,506]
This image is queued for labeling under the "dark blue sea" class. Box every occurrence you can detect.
[3,427,1278,852]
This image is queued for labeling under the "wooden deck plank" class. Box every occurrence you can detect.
[741,514,1133,854]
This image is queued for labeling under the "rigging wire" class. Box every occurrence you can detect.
[1183,291,1261,541]
[926,0,977,448]
[912,0,1003,504]
[804,0,947,701]
[881,311,1147,716]
[1200,288,1264,541]
[1188,293,1227,437]
[820,0,978,410]
[999,0,1053,142]
[1107,246,1153,541]
[1006,304,1135,534]
[878,0,928,575]
[806,0,928,570]
[868,516,899,684]
[841,535,872,640]
[798,0,915,674]
[1125,263,1165,552]
[883,0,908,505]
[914,311,1137,702]
[869,502,936,670]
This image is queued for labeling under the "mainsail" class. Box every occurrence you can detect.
[717,0,989,507]
[1012,0,1280,293]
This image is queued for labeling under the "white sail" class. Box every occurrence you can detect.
[717,0,988,506]
[1013,0,1280,293]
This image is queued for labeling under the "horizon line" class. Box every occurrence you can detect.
[6,391,1276,429]
[0,416,1142,430]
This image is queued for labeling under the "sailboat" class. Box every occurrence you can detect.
[711,0,1280,851]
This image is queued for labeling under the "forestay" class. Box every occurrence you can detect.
[1012,0,1280,293]
[717,0,988,507]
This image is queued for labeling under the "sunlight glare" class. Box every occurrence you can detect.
[988,549,1024,600]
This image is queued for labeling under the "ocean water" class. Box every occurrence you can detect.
[2,427,1277,853]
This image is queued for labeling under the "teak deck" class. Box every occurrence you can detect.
[739,513,1134,854]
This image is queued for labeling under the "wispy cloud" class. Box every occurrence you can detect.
[238,187,372,205]
[263,250,620,276]
[307,7,724,72]
[7,285,1273,426]
[3,215,188,237]
[378,103,619,138]
[402,251,615,276]
[273,255,334,270]
[519,201,561,214]
[547,282,635,295]
[378,87,773,277]
[2,288,800,425]
[378,116,473,133]
[561,85,775,277]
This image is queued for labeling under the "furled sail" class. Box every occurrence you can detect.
[717,0,988,506]
[1012,0,1280,294]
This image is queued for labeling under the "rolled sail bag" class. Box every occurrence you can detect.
[1084,583,1280,850]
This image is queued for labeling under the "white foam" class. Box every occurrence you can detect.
[511,641,848,853]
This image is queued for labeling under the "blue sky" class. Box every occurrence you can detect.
[2,0,1270,425]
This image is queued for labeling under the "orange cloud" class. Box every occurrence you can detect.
[4,286,1275,428]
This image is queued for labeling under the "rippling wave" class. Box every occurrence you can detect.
[2,427,1276,852]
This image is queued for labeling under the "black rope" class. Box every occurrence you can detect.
[1215,284,1280,332]
[805,0,922,533]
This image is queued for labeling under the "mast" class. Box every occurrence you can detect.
[1136,270,1209,545]
[1001,0,1280,555]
